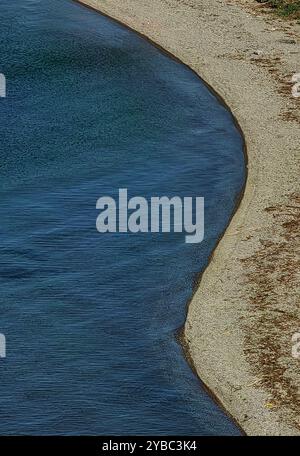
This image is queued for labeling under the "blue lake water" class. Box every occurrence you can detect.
[0,0,245,435]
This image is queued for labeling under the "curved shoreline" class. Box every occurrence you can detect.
[76,0,300,435]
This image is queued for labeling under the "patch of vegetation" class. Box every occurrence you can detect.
[240,193,300,424]
[256,0,300,19]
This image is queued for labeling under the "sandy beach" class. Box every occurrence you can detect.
[77,0,300,435]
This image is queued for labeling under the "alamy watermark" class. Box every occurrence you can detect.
[0,334,6,358]
[292,332,300,359]
[0,73,6,98]
[292,73,300,98]
[96,189,204,244]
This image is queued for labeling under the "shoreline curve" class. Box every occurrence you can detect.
[75,0,300,435]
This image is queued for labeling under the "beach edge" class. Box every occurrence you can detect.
[75,0,300,436]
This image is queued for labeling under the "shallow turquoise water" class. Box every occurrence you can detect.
[0,0,245,435]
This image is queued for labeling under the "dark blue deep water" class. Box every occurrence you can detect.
[0,0,245,435]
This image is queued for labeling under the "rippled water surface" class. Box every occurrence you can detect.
[0,0,245,435]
